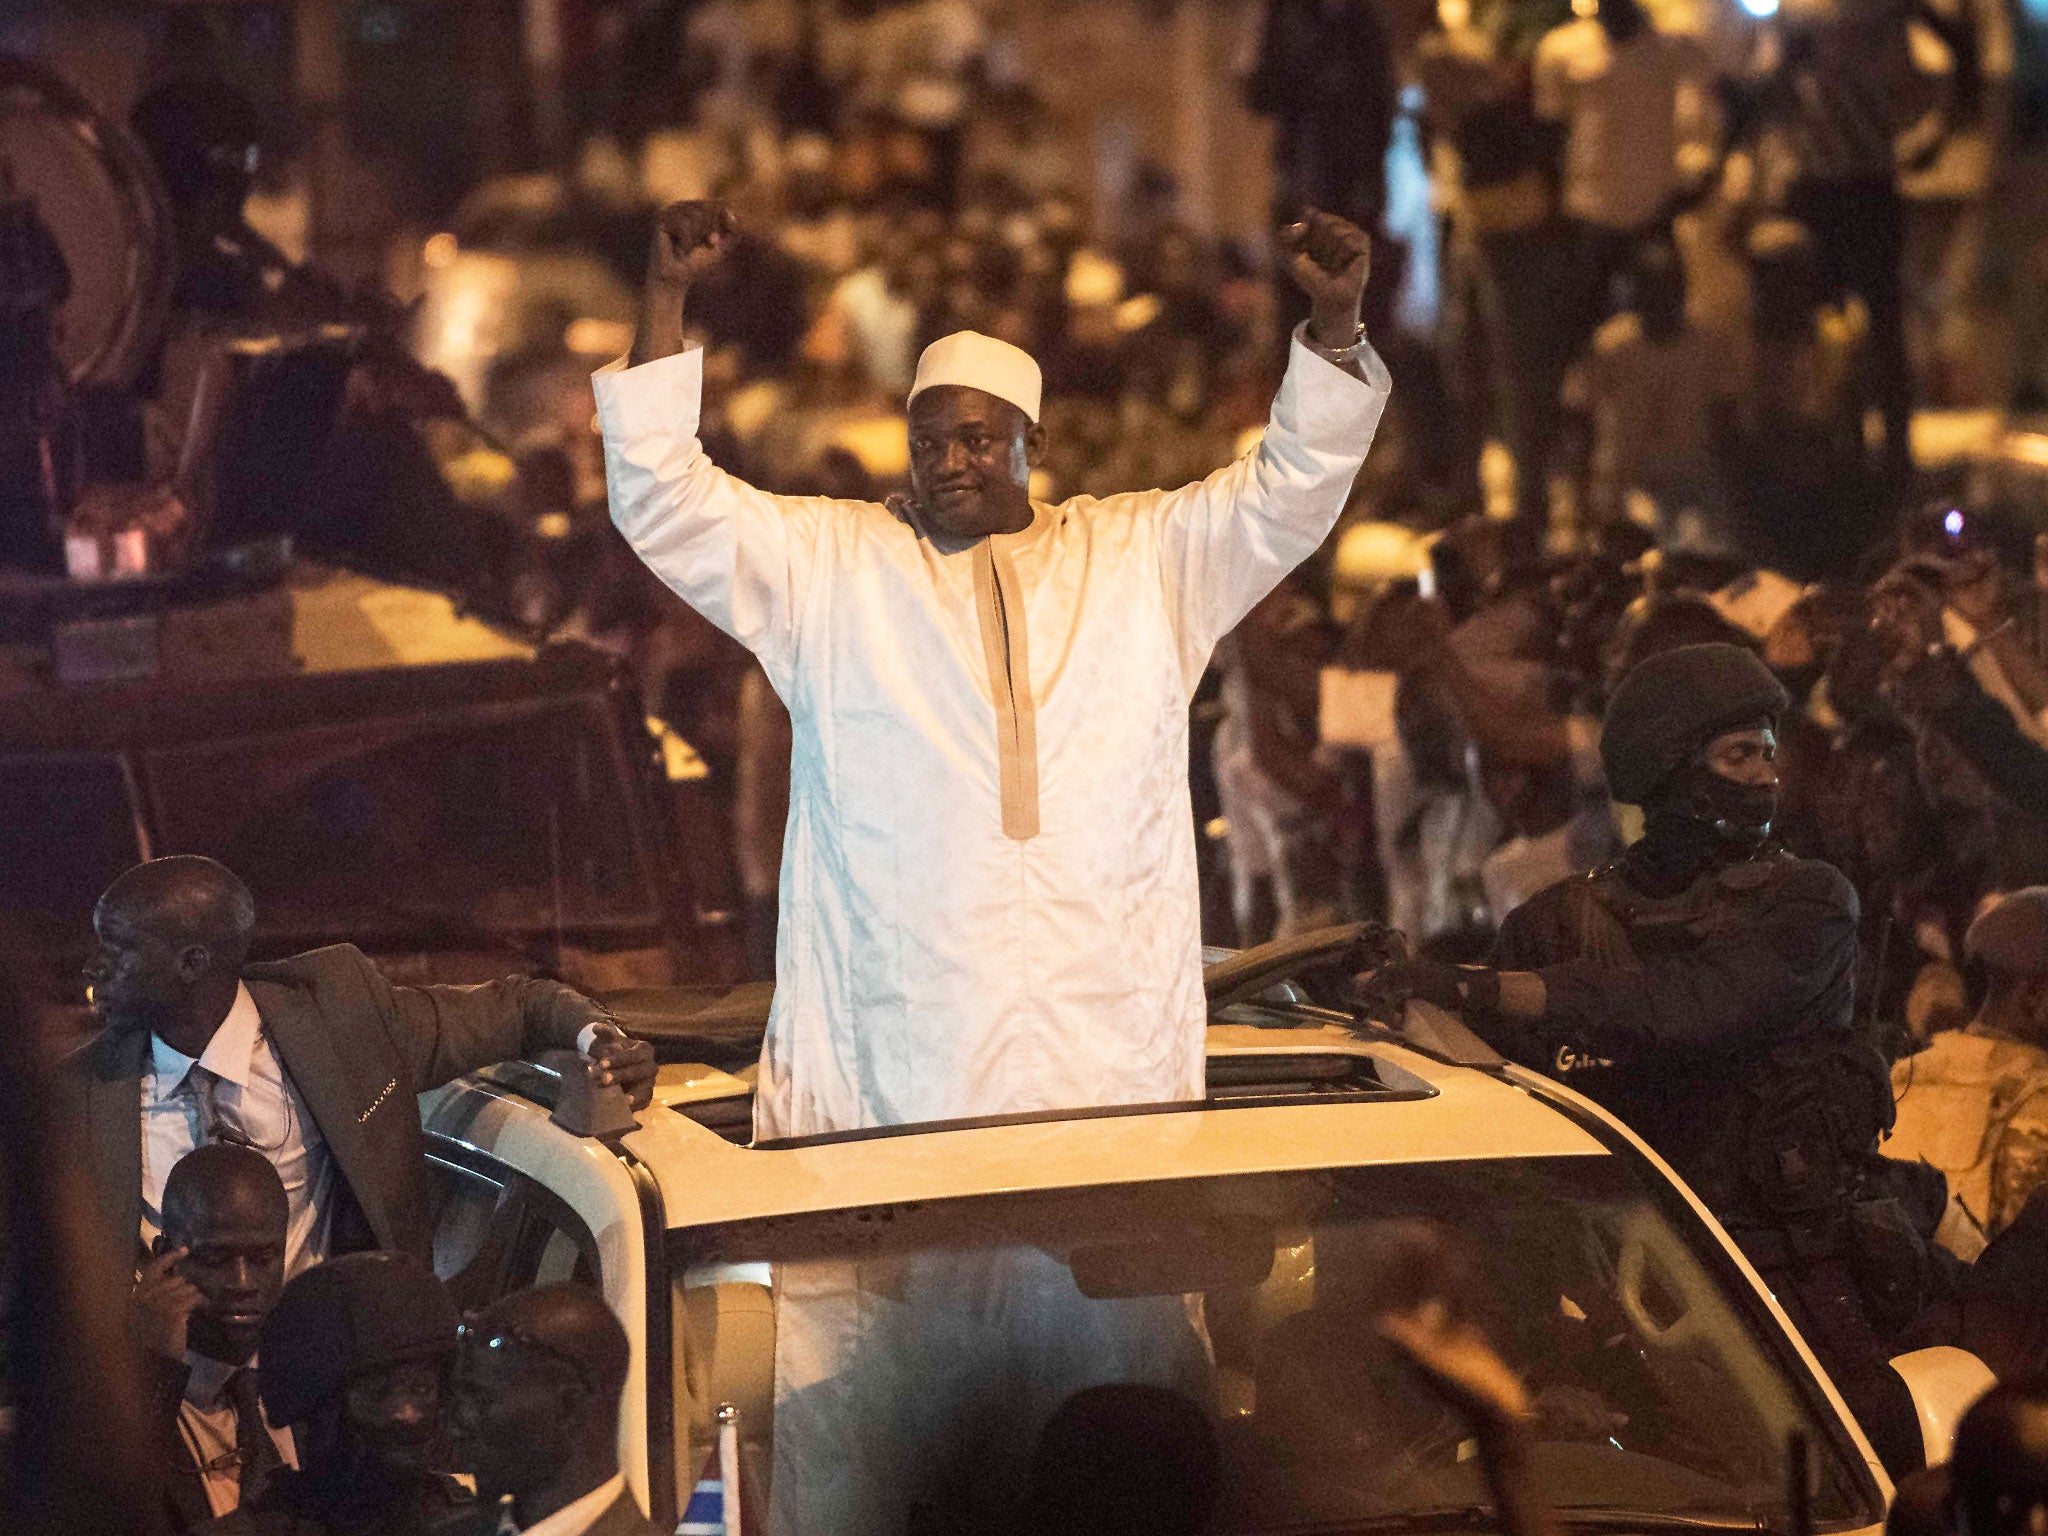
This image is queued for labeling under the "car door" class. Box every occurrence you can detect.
[421,1081,675,1526]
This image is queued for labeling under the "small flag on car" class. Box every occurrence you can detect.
[678,1403,747,1536]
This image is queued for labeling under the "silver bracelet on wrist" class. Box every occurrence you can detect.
[1302,319,1370,365]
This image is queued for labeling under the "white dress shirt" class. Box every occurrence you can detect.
[141,983,338,1276]
[503,1472,627,1536]
[177,1351,298,1519]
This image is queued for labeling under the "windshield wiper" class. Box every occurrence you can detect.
[1553,1511,1775,1534]
[1277,1507,1777,1536]
[1271,1509,1514,1534]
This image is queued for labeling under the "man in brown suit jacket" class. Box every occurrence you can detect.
[65,855,655,1277]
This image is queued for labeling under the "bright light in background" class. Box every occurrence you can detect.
[1945,509,1966,538]
[1739,0,1779,18]
[563,317,634,356]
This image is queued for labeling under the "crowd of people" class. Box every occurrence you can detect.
[420,0,2013,997]
[18,0,2048,1527]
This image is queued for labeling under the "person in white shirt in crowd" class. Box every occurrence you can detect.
[132,1144,295,1531]
[1534,0,1716,357]
[66,855,655,1278]
[449,1285,661,1536]
[1569,237,1741,555]
[599,199,1389,1139]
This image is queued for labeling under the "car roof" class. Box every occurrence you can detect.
[616,1023,1609,1232]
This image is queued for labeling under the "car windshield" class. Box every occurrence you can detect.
[139,699,656,940]
[668,1155,1879,1536]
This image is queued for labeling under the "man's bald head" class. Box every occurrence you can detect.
[449,1283,631,1507]
[162,1141,288,1240]
[97,856,256,966]
[88,857,255,1043]
[485,1284,632,1406]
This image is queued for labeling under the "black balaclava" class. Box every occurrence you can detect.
[1602,643,1788,896]
[1626,715,1778,896]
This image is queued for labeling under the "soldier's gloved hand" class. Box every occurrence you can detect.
[1341,923,1411,976]
[1354,960,1501,1026]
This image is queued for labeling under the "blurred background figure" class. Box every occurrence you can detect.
[1731,0,1982,492]
[0,938,160,1536]
[1568,238,1739,555]
[1890,889,2048,1258]
[1246,0,1400,336]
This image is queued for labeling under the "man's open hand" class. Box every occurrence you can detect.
[1280,210,1372,350]
[133,1246,202,1361]
[646,200,737,294]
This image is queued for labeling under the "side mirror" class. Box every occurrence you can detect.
[1889,1346,1996,1466]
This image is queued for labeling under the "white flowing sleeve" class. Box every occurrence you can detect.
[1150,328,1391,690]
[594,349,823,681]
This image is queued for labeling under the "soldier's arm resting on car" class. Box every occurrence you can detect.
[1362,862,1856,1064]
[1515,862,1857,1063]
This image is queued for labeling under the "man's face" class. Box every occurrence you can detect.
[85,905,194,1035]
[908,385,1038,540]
[339,1358,446,1476]
[448,1334,580,1501]
[1702,726,1778,788]
[163,1187,286,1363]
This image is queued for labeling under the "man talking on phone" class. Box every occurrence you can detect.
[132,1144,294,1530]
[599,201,1389,1137]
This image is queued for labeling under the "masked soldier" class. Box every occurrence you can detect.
[1359,642,1926,1472]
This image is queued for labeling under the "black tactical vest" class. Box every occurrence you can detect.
[1546,851,1895,1226]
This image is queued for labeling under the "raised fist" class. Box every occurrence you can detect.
[646,200,737,292]
[1280,210,1372,349]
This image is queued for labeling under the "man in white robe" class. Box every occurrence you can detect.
[598,199,1389,1140]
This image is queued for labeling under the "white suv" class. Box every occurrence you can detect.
[418,932,1981,1536]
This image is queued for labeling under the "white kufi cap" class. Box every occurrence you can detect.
[908,330,1042,423]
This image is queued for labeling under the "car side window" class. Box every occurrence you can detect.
[425,1152,518,1311]
[425,1140,602,1309]
[506,1179,603,1290]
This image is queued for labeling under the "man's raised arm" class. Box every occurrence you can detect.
[1152,210,1392,685]
[597,200,821,680]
